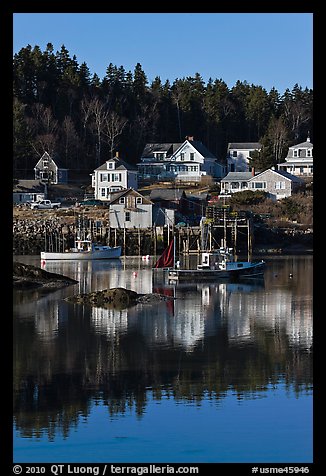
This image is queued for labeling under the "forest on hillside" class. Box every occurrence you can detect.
[13,43,313,176]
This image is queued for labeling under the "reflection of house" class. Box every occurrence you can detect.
[34,152,68,184]
[227,142,262,172]
[91,153,138,201]
[13,180,45,204]
[109,188,165,229]
[137,137,224,183]
[91,308,128,337]
[278,137,313,177]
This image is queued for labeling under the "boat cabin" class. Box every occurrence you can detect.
[198,248,234,270]
[74,240,93,252]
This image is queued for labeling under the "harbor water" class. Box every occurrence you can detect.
[13,254,313,463]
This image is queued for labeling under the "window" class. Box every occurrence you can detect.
[119,197,125,204]
[108,162,114,169]
[136,197,142,204]
[125,211,131,222]
[252,181,266,189]
[112,173,121,182]
[43,160,49,167]
[232,151,237,157]
[101,188,106,197]
[293,150,298,157]
[307,149,312,157]
[180,153,185,161]
[275,181,285,189]
[190,152,195,161]
[100,173,108,182]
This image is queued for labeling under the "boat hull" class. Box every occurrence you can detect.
[41,247,122,260]
[168,261,265,282]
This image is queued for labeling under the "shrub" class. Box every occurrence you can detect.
[229,190,268,205]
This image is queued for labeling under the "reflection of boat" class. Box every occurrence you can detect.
[41,239,121,261]
[157,241,265,282]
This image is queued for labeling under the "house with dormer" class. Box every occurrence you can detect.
[91,153,138,201]
[137,137,224,183]
[227,142,262,172]
[278,137,313,177]
[34,152,68,184]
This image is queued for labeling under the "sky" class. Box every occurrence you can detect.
[13,12,313,94]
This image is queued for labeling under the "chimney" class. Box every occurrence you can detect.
[251,167,255,176]
[115,151,119,158]
[185,135,194,141]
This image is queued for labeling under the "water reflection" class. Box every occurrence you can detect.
[13,255,313,441]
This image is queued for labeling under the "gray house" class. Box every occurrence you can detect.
[248,168,304,200]
[13,180,45,204]
[34,152,68,184]
[108,188,165,229]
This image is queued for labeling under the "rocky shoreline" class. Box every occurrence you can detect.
[13,262,173,309]
[13,261,78,290]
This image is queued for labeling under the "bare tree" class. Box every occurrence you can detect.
[29,103,58,156]
[62,116,79,168]
[88,98,108,166]
[102,112,128,158]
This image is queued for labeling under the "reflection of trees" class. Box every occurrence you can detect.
[14,299,312,439]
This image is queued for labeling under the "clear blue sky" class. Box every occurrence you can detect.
[13,13,313,94]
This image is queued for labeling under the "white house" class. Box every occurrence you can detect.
[91,153,138,201]
[108,188,164,229]
[220,172,254,194]
[278,137,313,177]
[227,142,262,172]
[137,137,224,183]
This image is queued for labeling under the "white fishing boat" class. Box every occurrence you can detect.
[41,239,121,261]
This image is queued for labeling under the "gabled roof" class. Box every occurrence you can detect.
[227,143,262,150]
[150,189,186,201]
[109,188,153,205]
[13,180,45,193]
[289,140,313,149]
[141,143,182,158]
[248,168,304,183]
[34,152,67,170]
[95,157,137,171]
[187,140,217,158]
[221,172,253,182]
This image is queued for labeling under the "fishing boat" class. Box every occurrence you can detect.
[167,245,265,282]
[41,239,121,261]
[153,223,265,282]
